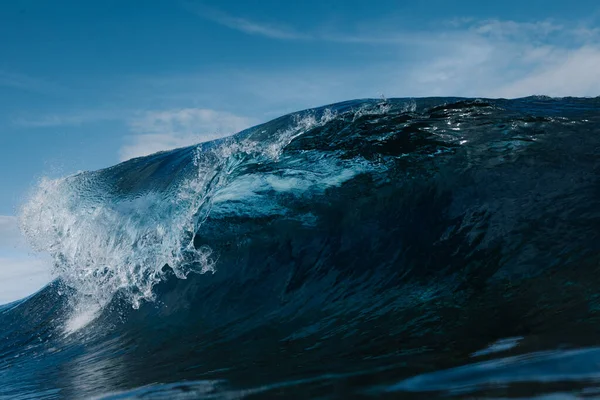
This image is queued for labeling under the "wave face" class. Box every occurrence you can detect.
[3,97,600,399]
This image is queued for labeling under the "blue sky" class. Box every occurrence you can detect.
[1,0,600,303]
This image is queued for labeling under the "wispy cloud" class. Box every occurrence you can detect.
[10,104,257,162]
[207,14,308,40]
[120,108,257,161]
[188,5,417,43]
[191,7,418,44]
[189,3,600,59]
[0,70,66,95]
[13,109,125,128]
[187,4,309,40]
[472,19,563,39]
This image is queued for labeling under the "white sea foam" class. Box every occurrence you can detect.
[19,174,216,312]
[17,110,345,332]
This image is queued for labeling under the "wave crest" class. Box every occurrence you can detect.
[17,106,348,310]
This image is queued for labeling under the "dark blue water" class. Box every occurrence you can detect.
[2,97,600,399]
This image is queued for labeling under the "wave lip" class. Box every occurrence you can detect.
[3,96,600,399]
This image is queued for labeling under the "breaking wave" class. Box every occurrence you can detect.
[3,97,600,399]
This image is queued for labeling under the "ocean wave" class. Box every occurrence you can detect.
[3,97,600,399]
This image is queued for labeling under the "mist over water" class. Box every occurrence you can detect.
[2,97,600,399]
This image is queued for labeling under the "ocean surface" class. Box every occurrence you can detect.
[2,97,600,399]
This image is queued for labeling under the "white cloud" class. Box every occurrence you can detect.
[0,215,52,305]
[404,21,600,98]
[493,46,600,98]
[120,108,257,161]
